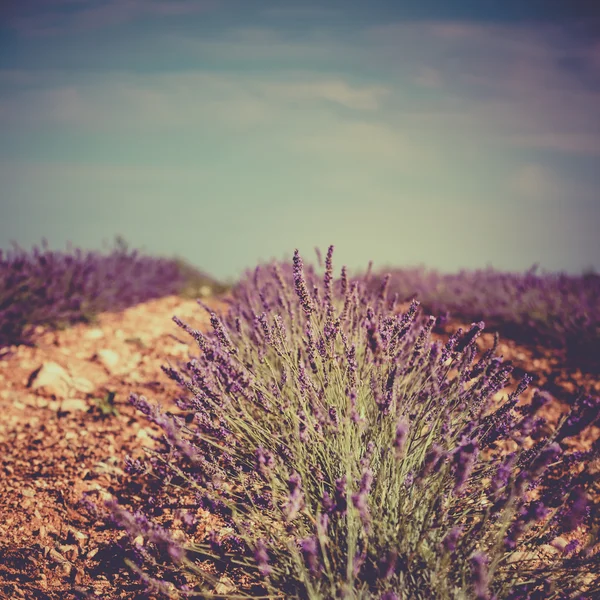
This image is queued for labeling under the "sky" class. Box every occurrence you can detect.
[0,0,599,281]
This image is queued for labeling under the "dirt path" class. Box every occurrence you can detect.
[0,299,597,599]
[0,295,228,599]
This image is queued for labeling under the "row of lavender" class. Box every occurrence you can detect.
[0,237,222,350]
[100,248,599,599]
[360,265,600,370]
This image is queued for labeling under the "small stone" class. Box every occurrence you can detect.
[540,544,560,556]
[550,536,569,552]
[22,487,36,498]
[84,329,104,340]
[30,362,72,399]
[60,398,88,413]
[71,377,95,394]
[94,349,120,373]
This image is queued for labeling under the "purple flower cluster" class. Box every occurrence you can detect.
[366,265,600,371]
[0,236,221,349]
[105,246,597,599]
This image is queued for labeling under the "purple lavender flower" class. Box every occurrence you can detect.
[180,510,197,533]
[378,273,391,302]
[299,536,321,575]
[393,420,409,460]
[124,455,146,475]
[129,393,154,417]
[455,321,485,353]
[522,501,549,523]
[490,454,515,497]
[366,314,383,362]
[441,526,463,553]
[329,406,340,429]
[323,245,334,306]
[255,446,275,480]
[334,476,348,515]
[209,311,237,354]
[528,442,561,480]
[284,472,305,521]
[352,468,374,530]
[564,488,588,532]
[322,490,335,514]
[293,249,314,317]
[409,315,436,368]
[417,444,445,483]
[254,539,272,577]
[452,441,478,494]
[379,549,397,579]
[257,312,273,346]
[346,343,358,391]
[557,394,600,441]
[305,321,319,373]
[563,539,580,554]
[470,551,491,600]
[340,265,348,296]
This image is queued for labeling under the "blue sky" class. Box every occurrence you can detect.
[1,1,599,280]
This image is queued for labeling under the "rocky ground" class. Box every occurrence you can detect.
[0,296,598,599]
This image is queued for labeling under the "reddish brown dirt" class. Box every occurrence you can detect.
[0,295,228,599]
[0,298,598,599]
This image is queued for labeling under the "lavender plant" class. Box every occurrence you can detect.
[0,237,221,349]
[366,266,600,370]
[107,248,599,599]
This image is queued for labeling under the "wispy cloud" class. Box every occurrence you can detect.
[262,80,389,111]
[0,71,391,133]
[510,162,597,205]
[288,120,415,164]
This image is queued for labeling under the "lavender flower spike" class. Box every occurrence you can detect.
[393,420,409,460]
[284,472,305,521]
[323,245,334,306]
[470,552,491,600]
[293,249,314,317]
[299,536,321,575]
[254,539,272,577]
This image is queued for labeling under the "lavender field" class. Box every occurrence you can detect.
[2,0,599,597]
[363,266,600,372]
[0,242,598,599]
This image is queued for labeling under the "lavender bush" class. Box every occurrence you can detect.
[0,236,222,349]
[365,266,600,370]
[106,247,599,599]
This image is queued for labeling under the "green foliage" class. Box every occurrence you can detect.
[93,391,119,418]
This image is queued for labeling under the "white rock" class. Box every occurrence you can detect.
[71,377,95,394]
[95,349,120,373]
[30,362,72,399]
[84,328,104,340]
[60,398,88,413]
